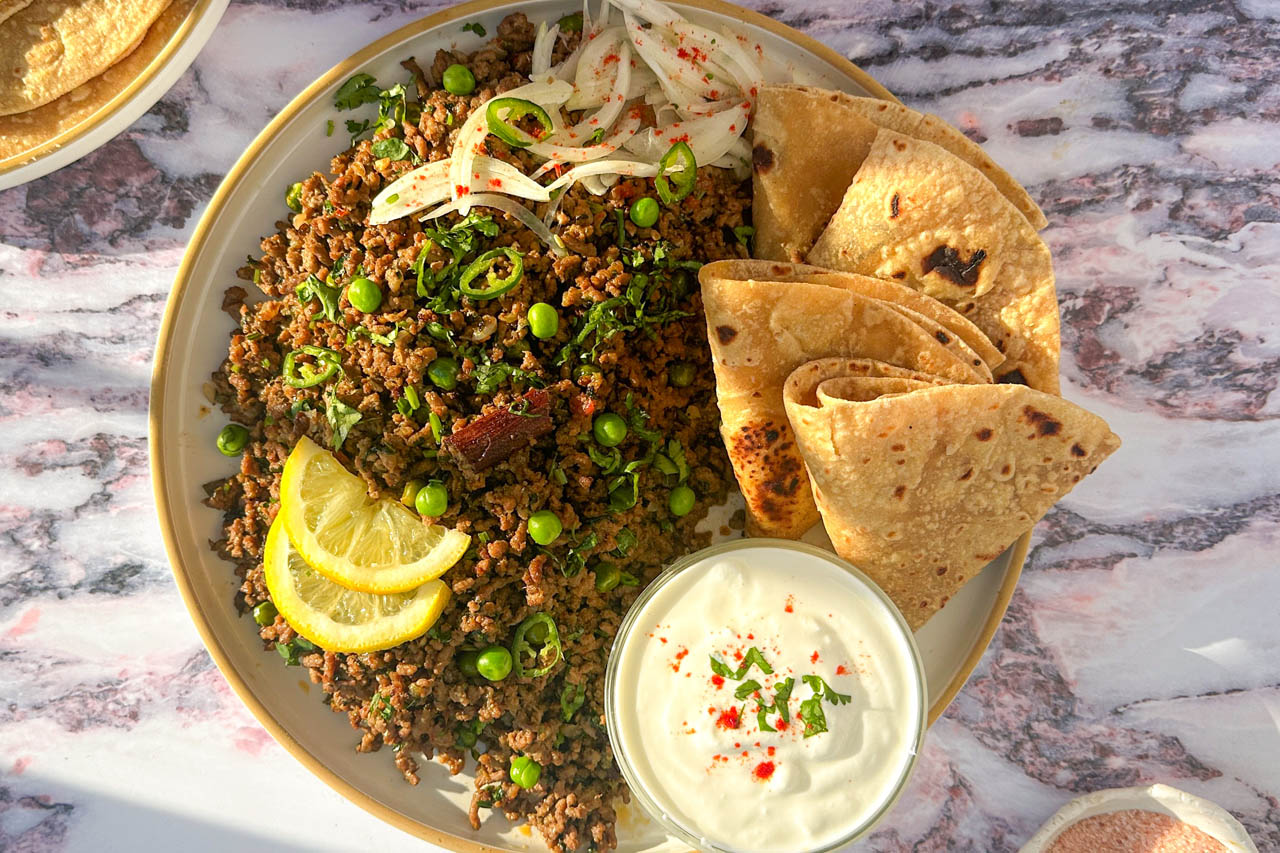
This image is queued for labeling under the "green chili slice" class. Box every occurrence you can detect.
[282,345,341,388]
[656,141,696,204]
[512,613,561,678]
[486,97,553,148]
[459,247,524,300]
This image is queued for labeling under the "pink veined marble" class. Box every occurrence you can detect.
[1,1,1277,851]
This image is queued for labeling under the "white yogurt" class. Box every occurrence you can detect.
[606,541,925,853]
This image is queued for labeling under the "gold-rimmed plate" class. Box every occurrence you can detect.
[149,1,1027,848]
[0,0,230,191]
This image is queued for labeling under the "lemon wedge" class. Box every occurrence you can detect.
[263,517,451,653]
[279,436,470,593]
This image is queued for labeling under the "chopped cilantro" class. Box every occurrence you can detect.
[334,72,379,110]
[372,137,413,161]
[324,388,362,450]
[296,274,341,324]
[462,21,486,36]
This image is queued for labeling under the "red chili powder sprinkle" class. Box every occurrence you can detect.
[746,633,754,640]
[708,706,716,716]
[810,651,820,664]
[732,649,743,661]
[676,649,689,660]
[767,746,776,757]
[775,719,789,731]
[733,742,740,748]
[836,665,849,675]
[659,637,668,644]
[676,47,691,60]
[784,595,795,613]
[711,675,724,688]
[753,761,775,781]
[715,707,741,730]
[741,751,749,758]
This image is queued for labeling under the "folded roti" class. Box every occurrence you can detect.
[0,0,173,116]
[704,259,1005,374]
[807,129,1061,393]
[751,85,1045,262]
[783,362,1120,629]
[700,261,986,538]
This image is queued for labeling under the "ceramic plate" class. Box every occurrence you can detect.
[150,1,1027,848]
[0,0,231,191]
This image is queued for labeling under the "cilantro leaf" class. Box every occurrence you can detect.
[798,696,828,738]
[740,646,774,677]
[614,527,637,556]
[296,274,341,324]
[462,21,486,36]
[324,388,362,450]
[734,679,762,700]
[334,72,379,110]
[803,674,852,706]
[372,138,413,161]
[560,682,586,722]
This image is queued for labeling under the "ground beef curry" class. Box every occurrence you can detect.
[205,14,748,852]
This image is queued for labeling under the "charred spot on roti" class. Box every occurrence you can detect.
[715,325,738,344]
[1021,406,1062,437]
[1071,443,1087,457]
[935,330,951,345]
[770,264,791,275]
[751,143,775,173]
[890,443,905,452]
[936,567,948,575]
[893,139,907,152]
[998,368,1026,384]
[922,245,987,286]
[976,428,993,441]
[889,193,900,219]
[893,485,906,500]
[959,468,973,480]
[1001,463,1011,475]
[891,271,906,279]
[765,428,780,443]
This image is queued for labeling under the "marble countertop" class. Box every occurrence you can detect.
[2,0,1278,850]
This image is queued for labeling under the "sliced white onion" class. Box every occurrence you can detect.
[565,43,631,140]
[669,20,763,98]
[501,78,575,106]
[528,108,642,171]
[424,193,566,256]
[370,157,552,225]
[567,27,625,109]
[449,105,491,213]
[581,174,609,196]
[622,12,713,109]
[545,158,659,194]
[625,61,659,100]
[531,22,560,76]
[606,0,681,28]
[623,99,749,166]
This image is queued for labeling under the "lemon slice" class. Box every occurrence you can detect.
[279,436,470,593]
[263,517,451,653]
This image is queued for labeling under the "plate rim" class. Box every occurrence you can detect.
[0,0,230,186]
[149,0,1025,846]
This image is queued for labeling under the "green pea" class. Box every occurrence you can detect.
[347,276,382,313]
[668,362,695,387]
[456,725,478,748]
[285,182,303,213]
[400,479,424,507]
[509,755,542,789]
[629,197,659,228]
[414,481,449,517]
[442,64,476,96]
[457,649,481,679]
[216,423,250,456]
[252,601,278,626]
[593,413,627,447]
[527,302,559,340]
[427,356,459,391]
[527,509,562,545]
[594,562,621,593]
[669,268,692,299]
[669,484,695,517]
[477,645,512,681]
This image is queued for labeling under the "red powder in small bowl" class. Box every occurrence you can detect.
[1046,810,1227,853]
